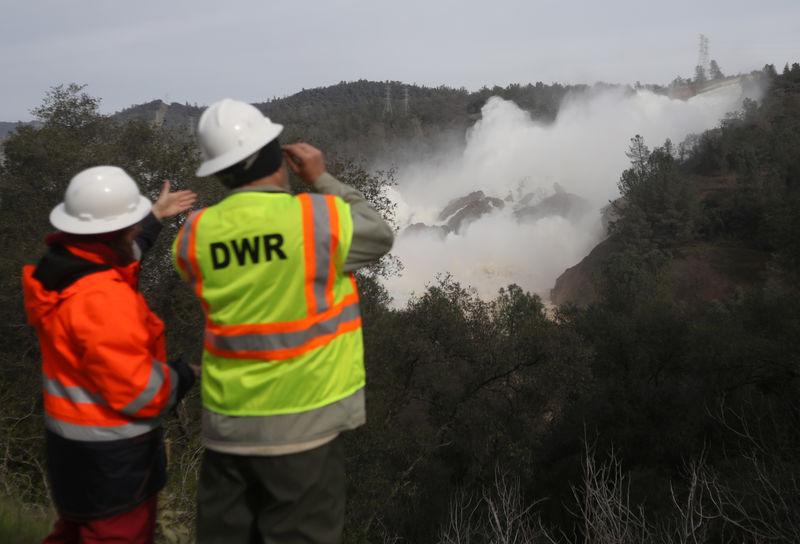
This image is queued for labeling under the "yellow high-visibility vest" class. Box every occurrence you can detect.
[173,190,364,416]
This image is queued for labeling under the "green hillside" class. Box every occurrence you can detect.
[2,64,800,542]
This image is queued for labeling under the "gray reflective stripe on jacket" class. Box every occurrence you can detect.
[44,414,162,441]
[43,359,175,417]
[202,387,366,455]
[204,301,361,354]
[43,374,107,406]
[120,359,172,416]
[308,193,333,313]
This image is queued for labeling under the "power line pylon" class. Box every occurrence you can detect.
[153,100,168,128]
[697,34,710,74]
[383,83,392,116]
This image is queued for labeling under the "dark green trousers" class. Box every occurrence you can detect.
[196,438,345,544]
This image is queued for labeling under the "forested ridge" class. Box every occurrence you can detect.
[1,63,800,542]
[0,78,683,161]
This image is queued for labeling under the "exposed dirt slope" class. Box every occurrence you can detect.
[550,237,770,308]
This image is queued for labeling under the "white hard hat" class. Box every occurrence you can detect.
[49,166,152,234]
[195,99,283,177]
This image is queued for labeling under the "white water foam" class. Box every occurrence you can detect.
[382,83,757,306]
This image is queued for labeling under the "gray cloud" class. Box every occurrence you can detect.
[1,0,798,120]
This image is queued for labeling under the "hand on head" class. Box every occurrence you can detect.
[282,143,326,185]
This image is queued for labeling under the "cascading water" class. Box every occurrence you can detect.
[381,82,761,307]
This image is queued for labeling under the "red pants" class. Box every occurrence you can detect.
[42,495,157,544]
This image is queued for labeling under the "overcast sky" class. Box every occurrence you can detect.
[2,0,798,122]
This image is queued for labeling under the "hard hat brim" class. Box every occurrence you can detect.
[49,196,153,235]
[195,121,283,177]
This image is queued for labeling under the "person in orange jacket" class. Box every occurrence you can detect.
[22,166,200,544]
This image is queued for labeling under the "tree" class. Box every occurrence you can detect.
[695,65,707,83]
[611,137,700,250]
[763,64,779,81]
[31,83,104,130]
[709,59,724,80]
[619,134,650,194]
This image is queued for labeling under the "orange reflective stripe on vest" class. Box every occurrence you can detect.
[302,193,339,315]
[174,208,210,314]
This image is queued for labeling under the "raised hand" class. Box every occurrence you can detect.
[151,179,198,220]
[282,142,326,185]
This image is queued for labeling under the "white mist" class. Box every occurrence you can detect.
[382,83,756,307]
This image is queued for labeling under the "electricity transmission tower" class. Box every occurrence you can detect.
[696,34,710,78]
[383,83,393,116]
[153,100,168,128]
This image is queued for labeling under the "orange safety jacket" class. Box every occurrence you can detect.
[22,244,177,442]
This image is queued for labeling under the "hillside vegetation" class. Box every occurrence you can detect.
[1,64,799,542]
[107,78,584,167]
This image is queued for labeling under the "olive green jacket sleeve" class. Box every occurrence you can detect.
[312,172,394,272]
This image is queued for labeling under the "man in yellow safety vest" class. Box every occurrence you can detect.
[172,98,394,543]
